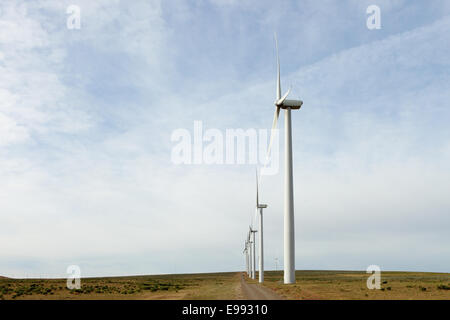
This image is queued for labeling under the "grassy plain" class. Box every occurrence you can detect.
[259,270,450,300]
[1,270,448,300]
[0,272,242,300]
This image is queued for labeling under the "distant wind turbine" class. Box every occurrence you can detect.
[247,230,252,278]
[246,240,250,277]
[256,169,267,283]
[249,226,257,280]
[243,241,249,276]
[267,34,303,284]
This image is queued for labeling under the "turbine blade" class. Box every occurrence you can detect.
[267,106,280,157]
[256,167,259,207]
[276,87,291,106]
[275,33,281,101]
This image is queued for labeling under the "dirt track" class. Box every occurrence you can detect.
[240,273,284,300]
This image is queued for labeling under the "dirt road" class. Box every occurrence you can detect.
[240,273,284,300]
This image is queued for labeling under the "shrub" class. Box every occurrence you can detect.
[437,284,450,290]
[0,286,13,295]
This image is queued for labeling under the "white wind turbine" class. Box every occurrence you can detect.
[256,170,267,283]
[243,241,249,276]
[246,240,250,277]
[246,230,252,278]
[249,226,257,280]
[266,34,303,284]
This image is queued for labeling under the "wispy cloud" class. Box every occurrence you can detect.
[0,1,449,277]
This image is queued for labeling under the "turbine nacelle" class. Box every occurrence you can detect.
[276,99,303,109]
[266,34,304,158]
[274,87,303,109]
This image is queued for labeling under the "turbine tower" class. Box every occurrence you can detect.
[243,241,249,276]
[247,230,253,278]
[267,34,303,284]
[249,226,257,280]
[247,241,250,277]
[256,170,267,283]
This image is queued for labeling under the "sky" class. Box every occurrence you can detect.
[1,0,450,278]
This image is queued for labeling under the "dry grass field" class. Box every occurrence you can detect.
[1,270,448,300]
[0,272,242,300]
[258,270,450,300]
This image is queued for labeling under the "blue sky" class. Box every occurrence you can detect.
[0,0,450,277]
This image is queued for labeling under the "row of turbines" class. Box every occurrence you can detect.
[243,35,303,284]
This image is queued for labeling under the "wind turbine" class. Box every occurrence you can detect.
[256,170,267,283]
[267,34,303,284]
[243,241,249,276]
[249,226,257,280]
[246,240,251,277]
[247,230,252,278]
